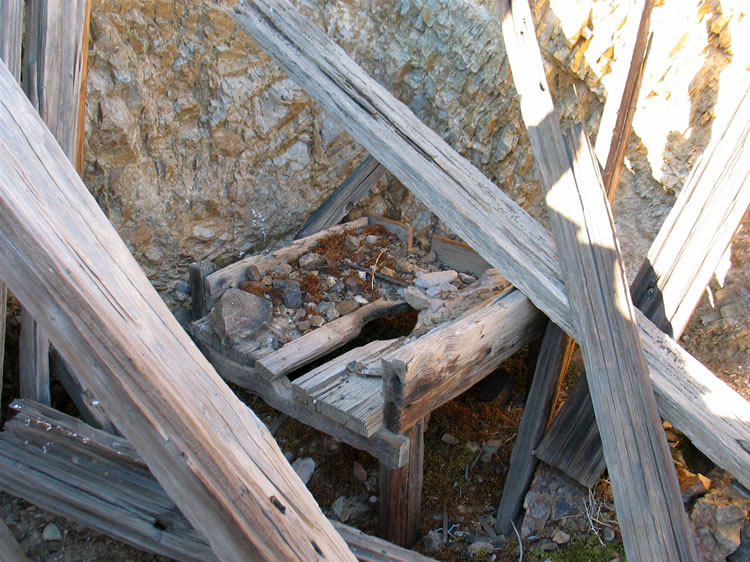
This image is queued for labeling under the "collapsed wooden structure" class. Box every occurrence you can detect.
[0,0,749,560]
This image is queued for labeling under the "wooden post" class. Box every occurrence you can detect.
[232,0,750,493]
[379,420,424,547]
[497,0,696,556]
[295,155,386,239]
[0,64,354,561]
[496,0,654,532]
[188,260,216,320]
[0,518,28,562]
[18,307,50,405]
[535,83,750,487]
[0,0,23,418]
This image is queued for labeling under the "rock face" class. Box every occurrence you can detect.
[83,0,750,380]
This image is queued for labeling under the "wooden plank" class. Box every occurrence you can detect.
[499,1,695,552]
[496,0,654,531]
[232,0,750,492]
[431,235,491,277]
[18,307,50,405]
[536,84,750,487]
[191,332,410,469]
[205,217,368,310]
[494,320,574,535]
[296,156,386,239]
[594,0,654,198]
[378,420,424,547]
[189,260,216,320]
[257,299,407,380]
[0,402,429,562]
[0,63,354,561]
[382,289,545,433]
[0,517,29,562]
[0,0,24,80]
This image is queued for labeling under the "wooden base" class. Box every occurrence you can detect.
[378,420,424,548]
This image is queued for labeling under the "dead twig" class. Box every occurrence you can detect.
[510,519,523,562]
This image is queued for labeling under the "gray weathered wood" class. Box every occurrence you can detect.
[189,260,216,320]
[18,307,50,405]
[232,0,750,492]
[382,288,545,433]
[379,419,424,547]
[205,217,368,310]
[0,63,354,561]
[594,0,654,198]
[257,299,408,381]
[0,517,28,562]
[501,6,697,553]
[1,400,426,562]
[190,324,410,468]
[431,235,491,277]
[497,0,654,530]
[494,320,574,534]
[296,156,386,239]
[536,83,750,488]
[0,0,24,80]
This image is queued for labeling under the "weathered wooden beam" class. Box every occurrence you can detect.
[496,0,654,532]
[232,0,750,492]
[381,289,545,434]
[18,307,51,405]
[0,63,354,561]
[257,299,408,381]
[594,0,654,198]
[188,260,216,320]
[296,155,386,239]
[430,235,491,277]
[0,517,28,562]
[494,320,574,534]
[500,1,695,557]
[1,400,429,562]
[378,420,424,547]
[536,84,750,488]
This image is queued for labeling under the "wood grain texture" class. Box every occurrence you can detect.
[296,156,386,239]
[257,299,408,380]
[431,235,491,277]
[378,420,424,547]
[0,0,24,80]
[189,260,216,320]
[0,517,29,562]
[537,84,750,488]
[190,329,410,468]
[18,307,50,405]
[0,63,353,561]
[498,2,695,552]
[1,401,424,562]
[233,0,750,492]
[382,289,545,433]
[494,321,574,534]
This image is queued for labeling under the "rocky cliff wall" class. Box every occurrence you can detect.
[83,0,749,380]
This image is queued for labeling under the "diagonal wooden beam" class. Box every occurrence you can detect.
[0,60,354,561]
[233,0,750,492]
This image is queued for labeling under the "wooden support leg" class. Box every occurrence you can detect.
[18,307,50,405]
[495,322,574,534]
[0,282,6,413]
[378,419,424,548]
[189,260,216,320]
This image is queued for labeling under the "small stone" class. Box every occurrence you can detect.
[262,275,273,286]
[364,234,378,245]
[441,433,460,445]
[551,530,570,545]
[280,280,303,308]
[296,320,311,332]
[459,272,477,284]
[209,288,272,343]
[332,496,352,522]
[537,538,558,552]
[354,295,369,305]
[336,300,359,316]
[603,527,616,542]
[353,462,368,482]
[380,266,397,277]
[273,263,293,276]
[42,523,62,541]
[404,286,432,310]
[344,235,360,252]
[423,530,443,552]
[395,259,414,274]
[369,495,377,503]
[326,307,340,321]
[415,270,458,288]
[246,264,263,282]
[310,315,325,327]
[481,440,502,463]
[468,541,494,555]
[299,253,325,270]
[292,457,316,485]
